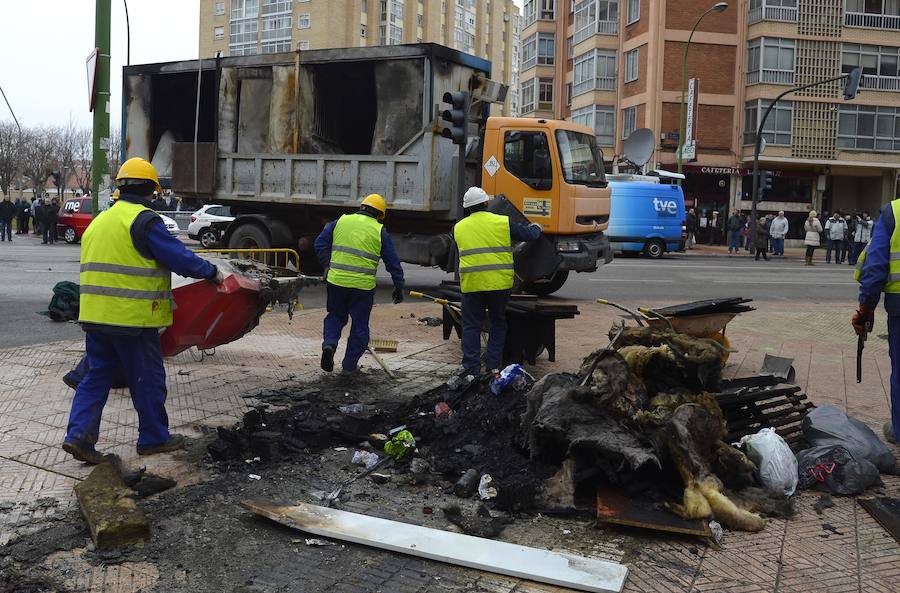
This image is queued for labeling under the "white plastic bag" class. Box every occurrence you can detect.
[737,428,798,496]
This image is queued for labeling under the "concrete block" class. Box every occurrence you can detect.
[74,462,150,550]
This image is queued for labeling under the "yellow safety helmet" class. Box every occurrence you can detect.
[361,194,387,220]
[115,157,161,193]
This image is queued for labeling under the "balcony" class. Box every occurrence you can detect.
[748,5,798,24]
[573,20,618,45]
[746,70,795,85]
[597,20,618,35]
[844,11,900,30]
[861,75,900,92]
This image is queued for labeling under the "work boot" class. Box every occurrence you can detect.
[62,371,79,390]
[62,441,107,465]
[321,344,335,372]
[137,434,186,456]
[884,422,897,445]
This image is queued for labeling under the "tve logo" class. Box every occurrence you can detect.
[652,197,678,216]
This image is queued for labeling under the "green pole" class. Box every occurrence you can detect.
[91,0,111,215]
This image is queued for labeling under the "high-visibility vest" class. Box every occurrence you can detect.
[79,200,173,328]
[454,211,514,293]
[855,199,900,293]
[327,213,383,290]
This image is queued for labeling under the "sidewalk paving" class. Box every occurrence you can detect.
[1,299,898,592]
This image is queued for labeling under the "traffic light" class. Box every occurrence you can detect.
[761,170,774,192]
[441,91,468,146]
[844,67,863,100]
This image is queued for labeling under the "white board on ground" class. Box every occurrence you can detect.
[242,500,628,593]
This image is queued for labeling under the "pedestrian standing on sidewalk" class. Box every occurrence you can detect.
[685,208,698,249]
[851,211,873,266]
[453,187,542,378]
[852,199,900,445]
[314,194,405,375]
[0,195,15,241]
[825,211,847,264]
[40,198,55,244]
[769,211,789,256]
[710,211,721,245]
[16,197,30,234]
[804,210,822,266]
[726,210,743,255]
[753,217,770,261]
[844,213,857,265]
[62,157,224,465]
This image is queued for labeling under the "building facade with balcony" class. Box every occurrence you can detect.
[199,0,521,116]
[518,0,900,242]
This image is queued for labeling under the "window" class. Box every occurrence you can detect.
[297,40,310,50]
[262,40,291,52]
[555,130,605,186]
[262,0,292,14]
[523,0,536,26]
[624,48,639,82]
[843,43,900,90]
[838,105,900,151]
[626,0,639,24]
[743,100,793,145]
[571,105,616,146]
[522,32,554,70]
[214,26,225,40]
[298,13,311,28]
[748,0,798,23]
[846,0,900,15]
[215,2,226,15]
[574,0,597,44]
[573,49,617,95]
[538,78,554,109]
[264,15,292,40]
[229,16,258,53]
[231,0,259,20]
[521,78,535,113]
[747,38,795,84]
[622,106,637,139]
[540,0,556,20]
[361,24,367,37]
[504,130,553,190]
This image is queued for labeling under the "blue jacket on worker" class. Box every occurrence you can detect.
[62,158,221,466]
[453,187,542,377]
[314,194,405,374]
[854,199,900,444]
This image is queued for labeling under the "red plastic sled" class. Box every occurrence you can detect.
[160,273,264,357]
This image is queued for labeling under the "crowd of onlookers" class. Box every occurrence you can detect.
[684,207,875,265]
[0,193,65,244]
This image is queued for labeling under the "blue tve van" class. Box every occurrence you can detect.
[607,179,686,258]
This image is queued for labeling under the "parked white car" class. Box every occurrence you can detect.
[160,213,180,236]
[188,205,234,248]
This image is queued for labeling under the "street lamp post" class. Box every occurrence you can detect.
[677,2,729,181]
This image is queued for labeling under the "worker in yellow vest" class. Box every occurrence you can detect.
[62,158,224,465]
[453,187,542,378]
[854,200,900,444]
[314,194,405,374]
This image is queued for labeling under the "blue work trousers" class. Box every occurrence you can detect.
[65,329,169,449]
[461,289,510,374]
[888,316,900,441]
[0,220,11,241]
[323,283,374,371]
[771,238,785,255]
[727,230,742,253]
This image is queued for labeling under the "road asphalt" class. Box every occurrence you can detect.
[0,233,858,349]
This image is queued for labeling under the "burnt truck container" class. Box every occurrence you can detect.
[123,43,612,292]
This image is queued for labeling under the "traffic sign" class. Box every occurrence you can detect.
[86,48,99,112]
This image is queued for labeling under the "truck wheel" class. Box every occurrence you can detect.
[523,271,569,297]
[644,239,665,259]
[199,227,219,249]
[228,223,270,250]
[64,227,77,244]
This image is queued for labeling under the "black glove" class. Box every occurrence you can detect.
[852,303,874,337]
[392,286,404,304]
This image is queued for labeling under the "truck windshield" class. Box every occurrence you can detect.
[555,130,606,187]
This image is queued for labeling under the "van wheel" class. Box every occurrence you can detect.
[199,227,219,249]
[644,239,665,259]
[522,271,569,297]
[228,224,270,250]
[64,227,77,244]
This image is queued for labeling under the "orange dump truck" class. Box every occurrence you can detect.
[122,44,611,295]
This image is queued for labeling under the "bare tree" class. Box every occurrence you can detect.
[70,127,93,193]
[0,121,25,198]
[21,127,62,197]
[107,127,122,182]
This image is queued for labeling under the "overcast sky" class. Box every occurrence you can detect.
[1,0,521,129]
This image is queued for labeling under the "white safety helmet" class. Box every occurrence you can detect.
[463,187,490,209]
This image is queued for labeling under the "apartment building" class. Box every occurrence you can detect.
[519,0,900,238]
[198,0,522,116]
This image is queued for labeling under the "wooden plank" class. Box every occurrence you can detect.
[596,488,710,537]
[242,500,628,593]
[859,497,900,544]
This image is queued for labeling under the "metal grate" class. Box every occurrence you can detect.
[792,101,837,160]
[795,40,841,98]
[798,0,842,36]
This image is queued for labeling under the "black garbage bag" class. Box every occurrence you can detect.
[801,405,897,474]
[38,281,80,322]
[796,445,881,496]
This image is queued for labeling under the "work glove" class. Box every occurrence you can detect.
[529,223,543,234]
[209,266,225,285]
[852,303,874,337]
[392,286,404,304]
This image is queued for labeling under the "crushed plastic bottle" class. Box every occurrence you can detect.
[478,474,498,500]
[708,520,724,545]
[489,364,532,395]
[351,450,380,469]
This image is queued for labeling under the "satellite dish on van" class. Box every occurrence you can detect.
[623,128,655,167]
